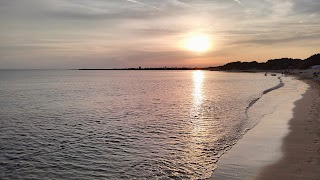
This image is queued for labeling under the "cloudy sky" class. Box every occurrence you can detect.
[0,0,319,69]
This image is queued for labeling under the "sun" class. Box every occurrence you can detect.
[183,34,212,53]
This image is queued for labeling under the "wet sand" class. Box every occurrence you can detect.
[209,69,320,179]
[255,70,320,180]
[209,75,308,179]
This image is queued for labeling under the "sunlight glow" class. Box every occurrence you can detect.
[188,71,210,175]
[192,70,204,109]
[184,34,212,53]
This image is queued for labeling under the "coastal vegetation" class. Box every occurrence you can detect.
[212,53,320,70]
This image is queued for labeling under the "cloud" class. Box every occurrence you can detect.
[127,0,176,16]
[0,0,320,68]
[232,0,246,7]
[232,32,320,46]
[267,0,294,17]
[292,0,320,14]
[171,0,194,8]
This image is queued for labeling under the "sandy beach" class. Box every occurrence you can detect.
[255,69,320,180]
[210,69,320,179]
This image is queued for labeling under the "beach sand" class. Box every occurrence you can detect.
[255,70,320,180]
[209,69,320,179]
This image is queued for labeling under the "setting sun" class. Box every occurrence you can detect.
[184,34,212,53]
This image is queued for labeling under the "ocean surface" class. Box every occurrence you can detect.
[0,70,285,179]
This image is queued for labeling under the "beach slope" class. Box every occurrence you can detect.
[255,77,320,180]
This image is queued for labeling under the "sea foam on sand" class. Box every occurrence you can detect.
[209,76,309,179]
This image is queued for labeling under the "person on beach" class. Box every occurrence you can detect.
[313,72,318,77]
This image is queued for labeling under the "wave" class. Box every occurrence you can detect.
[245,76,284,116]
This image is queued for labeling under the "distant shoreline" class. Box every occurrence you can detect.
[78,68,209,70]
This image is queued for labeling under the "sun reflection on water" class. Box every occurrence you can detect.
[190,70,205,137]
[188,70,211,176]
[192,70,204,112]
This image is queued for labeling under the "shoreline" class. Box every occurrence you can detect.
[209,75,308,179]
[254,72,320,179]
[209,69,320,179]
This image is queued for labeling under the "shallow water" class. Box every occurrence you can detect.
[0,70,279,179]
[211,76,309,179]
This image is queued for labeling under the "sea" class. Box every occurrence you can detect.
[0,70,300,179]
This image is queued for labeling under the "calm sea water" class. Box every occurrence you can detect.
[0,70,280,179]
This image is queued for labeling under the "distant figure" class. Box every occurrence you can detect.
[265,72,267,76]
[313,72,318,77]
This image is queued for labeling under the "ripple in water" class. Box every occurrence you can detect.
[0,70,280,179]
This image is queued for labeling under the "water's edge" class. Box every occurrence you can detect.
[207,75,286,176]
[209,76,308,179]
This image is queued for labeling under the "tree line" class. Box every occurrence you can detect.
[212,53,320,70]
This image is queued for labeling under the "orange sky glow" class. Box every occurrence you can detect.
[0,0,319,69]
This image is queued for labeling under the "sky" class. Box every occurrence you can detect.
[0,0,319,69]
